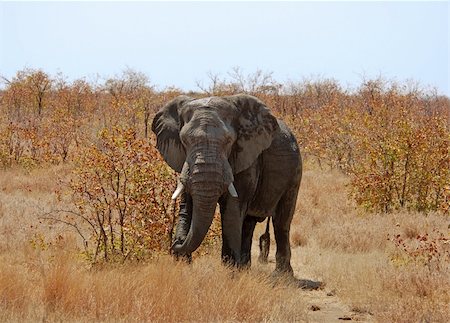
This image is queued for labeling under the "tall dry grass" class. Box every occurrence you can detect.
[0,246,307,322]
[1,165,449,322]
[0,166,307,322]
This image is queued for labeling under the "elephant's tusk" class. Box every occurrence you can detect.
[228,183,238,198]
[171,181,185,200]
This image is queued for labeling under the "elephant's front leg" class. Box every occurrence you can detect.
[172,193,193,262]
[240,216,258,267]
[220,196,243,266]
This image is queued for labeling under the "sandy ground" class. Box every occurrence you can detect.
[251,240,374,322]
[292,247,374,322]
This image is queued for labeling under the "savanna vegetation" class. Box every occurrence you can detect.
[0,67,448,322]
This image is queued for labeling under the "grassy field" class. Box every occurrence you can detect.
[0,165,448,322]
[292,169,449,322]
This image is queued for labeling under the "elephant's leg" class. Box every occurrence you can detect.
[258,217,270,264]
[173,193,193,262]
[272,186,299,275]
[219,200,232,260]
[240,215,258,267]
[219,196,243,266]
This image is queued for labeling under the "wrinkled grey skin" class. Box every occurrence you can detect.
[152,94,302,274]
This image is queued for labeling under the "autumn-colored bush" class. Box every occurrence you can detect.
[0,69,90,167]
[0,122,29,167]
[277,79,449,213]
[349,101,448,212]
[1,69,449,213]
[65,127,176,262]
[281,80,353,171]
[0,117,81,168]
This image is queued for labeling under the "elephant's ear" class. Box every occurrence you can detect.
[151,95,193,172]
[225,94,280,174]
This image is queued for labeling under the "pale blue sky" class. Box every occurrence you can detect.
[0,1,449,95]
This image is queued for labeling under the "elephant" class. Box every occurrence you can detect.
[151,94,302,274]
[258,217,271,264]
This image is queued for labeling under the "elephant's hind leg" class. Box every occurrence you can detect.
[272,185,300,275]
[258,217,271,264]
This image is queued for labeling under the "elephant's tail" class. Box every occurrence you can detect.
[264,216,270,235]
[258,217,271,264]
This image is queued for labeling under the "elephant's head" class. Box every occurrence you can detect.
[151,94,279,255]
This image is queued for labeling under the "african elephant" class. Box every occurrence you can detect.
[151,94,302,274]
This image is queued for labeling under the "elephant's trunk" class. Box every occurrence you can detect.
[171,194,217,255]
[172,144,234,255]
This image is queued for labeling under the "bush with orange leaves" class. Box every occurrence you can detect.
[0,114,81,168]
[68,127,176,263]
[346,83,449,213]
[277,80,449,214]
[1,69,448,216]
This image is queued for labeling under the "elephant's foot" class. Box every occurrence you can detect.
[271,264,294,279]
[174,253,192,263]
[171,240,192,263]
[270,269,323,290]
[269,269,295,287]
[239,250,252,269]
[238,257,252,270]
[269,268,299,290]
[221,254,241,268]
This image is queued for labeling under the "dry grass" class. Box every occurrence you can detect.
[1,165,449,322]
[0,166,307,322]
[290,168,450,322]
[0,245,307,322]
[290,229,308,247]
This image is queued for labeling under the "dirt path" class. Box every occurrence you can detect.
[291,246,373,322]
[251,242,374,322]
